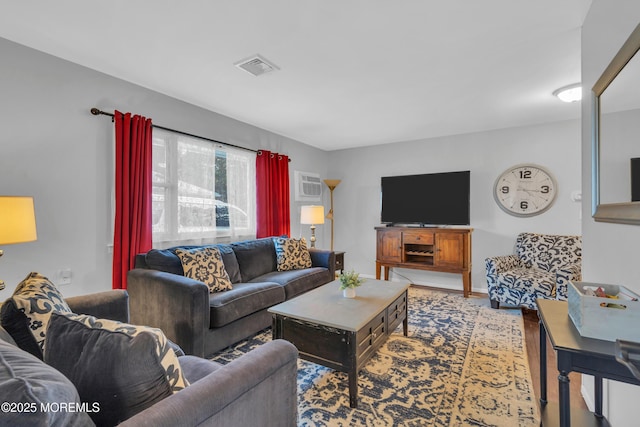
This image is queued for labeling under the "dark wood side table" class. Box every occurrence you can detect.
[537,299,640,426]
[334,251,345,274]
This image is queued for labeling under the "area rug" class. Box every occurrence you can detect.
[210,287,540,426]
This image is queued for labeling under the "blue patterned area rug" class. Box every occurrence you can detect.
[210,287,540,426]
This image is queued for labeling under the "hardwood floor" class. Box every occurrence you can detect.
[522,307,588,411]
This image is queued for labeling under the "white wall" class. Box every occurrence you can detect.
[325,120,582,292]
[0,37,329,297]
[582,2,640,425]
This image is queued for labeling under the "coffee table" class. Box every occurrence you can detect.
[269,279,409,408]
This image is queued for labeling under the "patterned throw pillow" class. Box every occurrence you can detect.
[175,247,233,293]
[274,237,312,271]
[0,272,72,359]
[44,312,189,426]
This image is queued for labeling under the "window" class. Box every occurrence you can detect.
[152,128,256,247]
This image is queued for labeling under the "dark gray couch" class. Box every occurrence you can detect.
[0,290,299,427]
[128,236,336,357]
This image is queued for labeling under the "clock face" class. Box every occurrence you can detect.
[493,164,558,217]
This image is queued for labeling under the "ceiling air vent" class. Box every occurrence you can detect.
[234,54,280,77]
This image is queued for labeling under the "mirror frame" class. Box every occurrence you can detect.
[592,22,640,225]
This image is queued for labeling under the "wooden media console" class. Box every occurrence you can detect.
[375,226,473,297]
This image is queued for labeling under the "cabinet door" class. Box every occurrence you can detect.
[435,232,464,269]
[376,230,402,263]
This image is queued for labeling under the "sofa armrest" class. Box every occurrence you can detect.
[555,263,582,301]
[485,255,524,276]
[119,339,299,427]
[127,269,210,357]
[65,290,130,323]
[309,248,336,277]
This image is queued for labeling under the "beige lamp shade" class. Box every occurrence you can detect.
[300,205,325,225]
[0,196,38,245]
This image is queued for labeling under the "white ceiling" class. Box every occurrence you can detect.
[0,1,592,151]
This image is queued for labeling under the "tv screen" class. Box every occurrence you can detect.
[381,171,470,226]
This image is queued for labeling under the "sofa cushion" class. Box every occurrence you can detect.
[516,233,582,273]
[0,339,95,427]
[44,312,189,426]
[175,247,233,293]
[497,268,556,297]
[251,268,331,299]
[274,237,312,271]
[145,244,242,283]
[209,282,285,328]
[0,272,72,359]
[231,237,278,282]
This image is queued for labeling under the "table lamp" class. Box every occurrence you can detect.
[323,179,341,251]
[300,205,324,248]
[0,196,38,290]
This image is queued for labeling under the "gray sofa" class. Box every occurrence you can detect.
[128,237,335,357]
[0,290,298,427]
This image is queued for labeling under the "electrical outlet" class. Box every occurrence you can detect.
[58,269,72,286]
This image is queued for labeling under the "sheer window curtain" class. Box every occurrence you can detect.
[113,111,153,290]
[151,129,256,247]
[256,150,290,238]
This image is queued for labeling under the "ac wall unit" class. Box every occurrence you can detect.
[294,171,322,202]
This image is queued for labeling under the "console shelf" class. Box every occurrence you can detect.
[375,226,473,297]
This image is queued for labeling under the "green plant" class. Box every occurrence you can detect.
[339,270,365,290]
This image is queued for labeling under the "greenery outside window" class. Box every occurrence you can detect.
[152,128,256,247]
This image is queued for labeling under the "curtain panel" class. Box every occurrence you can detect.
[256,150,290,238]
[113,111,153,289]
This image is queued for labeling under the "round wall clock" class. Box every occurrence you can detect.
[493,164,558,217]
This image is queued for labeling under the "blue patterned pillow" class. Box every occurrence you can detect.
[175,247,233,292]
[274,237,312,271]
[0,272,72,359]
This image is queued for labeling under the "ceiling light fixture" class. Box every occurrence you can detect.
[553,83,582,103]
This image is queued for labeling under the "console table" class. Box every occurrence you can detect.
[375,226,472,297]
[537,299,640,426]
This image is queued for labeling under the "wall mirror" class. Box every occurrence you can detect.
[592,22,640,224]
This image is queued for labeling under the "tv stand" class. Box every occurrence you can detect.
[375,226,473,297]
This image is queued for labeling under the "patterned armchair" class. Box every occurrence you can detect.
[486,232,582,310]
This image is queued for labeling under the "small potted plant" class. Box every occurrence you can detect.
[339,269,364,298]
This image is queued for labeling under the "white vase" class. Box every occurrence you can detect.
[343,288,356,298]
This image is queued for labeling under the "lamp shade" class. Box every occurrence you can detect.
[0,196,37,245]
[300,205,325,225]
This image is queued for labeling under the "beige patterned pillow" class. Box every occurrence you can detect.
[175,247,233,293]
[274,237,312,271]
[0,272,72,358]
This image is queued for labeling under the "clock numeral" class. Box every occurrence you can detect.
[520,201,529,210]
[519,170,532,179]
[501,186,509,194]
[541,185,550,194]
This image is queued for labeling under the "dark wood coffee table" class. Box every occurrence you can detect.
[269,279,409,408]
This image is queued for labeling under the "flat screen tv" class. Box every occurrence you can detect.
[380,171,470,226]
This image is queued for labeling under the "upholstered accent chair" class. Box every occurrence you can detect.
[486,232,582,310]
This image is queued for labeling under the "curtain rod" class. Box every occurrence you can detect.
[90,108,291,161]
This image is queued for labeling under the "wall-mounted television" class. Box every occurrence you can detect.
[380,171,470,226]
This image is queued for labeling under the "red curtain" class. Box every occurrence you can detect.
[256,150,290,238]
[112,111,153,289]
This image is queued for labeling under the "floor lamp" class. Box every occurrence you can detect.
[323,179,341,251]
[0,196,38,290]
